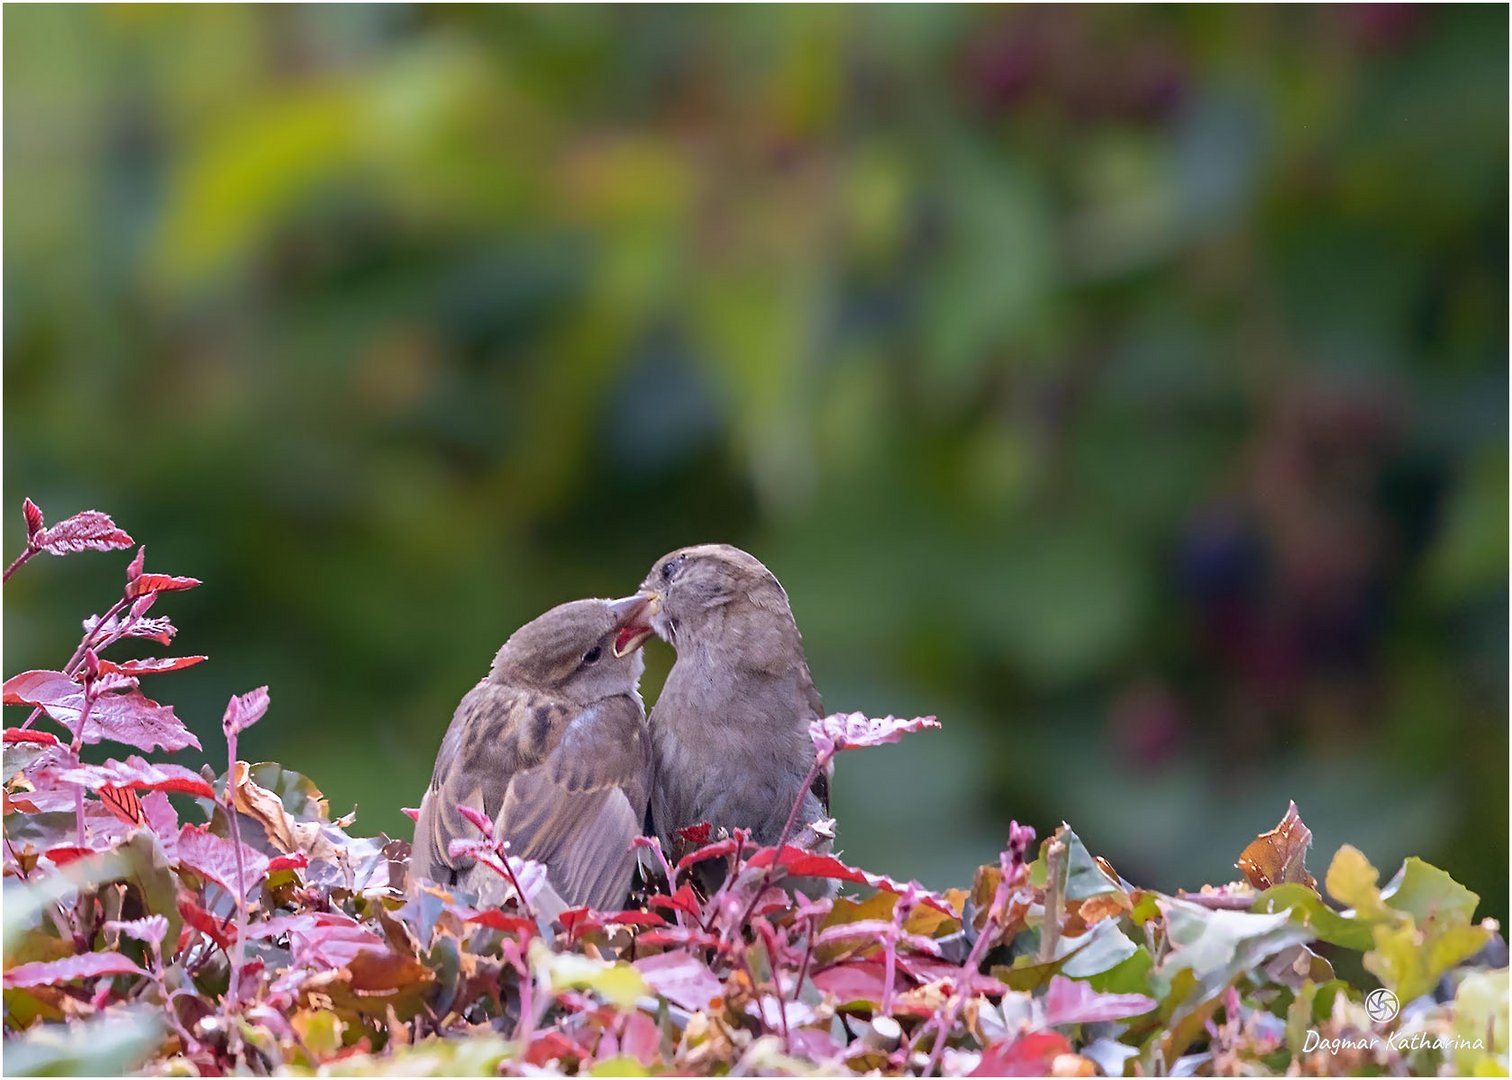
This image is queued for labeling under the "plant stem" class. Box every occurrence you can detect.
[223,742,249,1032]
[920,870,1016,1078]
[3,544,37,583]
[793,915,817,1003]
[1037,838,1066,964]
[734,752,830,931]
[494,843,538,924]
[71,681,98,846]
[755,922,791,1052]
[20,595,131,731]
[641,837,682,928]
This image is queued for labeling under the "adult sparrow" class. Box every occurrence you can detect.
[411,595,659,913]
[638,544,831,879]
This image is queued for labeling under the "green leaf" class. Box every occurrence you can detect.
[1253,883,1374,951]
[1380,857,1480,926]
[1058,826,1124,901]
[1285,980,1319,1057]
[1086,948,1154,996]
[1365,919,1491,1003]
[1159,902,1314,984]
[590,1056,650,1077]
[1324,845,1388,919]
[537,943,647,1011]
[118,829,183,950]
[1004,917,1140,990]
[1452,970,1510,1076]
[1059,917,1139,978]
[245,761,333,822]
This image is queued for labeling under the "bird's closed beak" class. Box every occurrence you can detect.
[609,593,659,657]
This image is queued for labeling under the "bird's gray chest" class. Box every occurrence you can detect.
[649,665,810,844]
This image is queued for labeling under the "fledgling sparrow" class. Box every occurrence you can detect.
[411,595,658,913]
[638,544,831,881]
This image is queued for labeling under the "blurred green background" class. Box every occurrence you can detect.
[4,6,1507,920]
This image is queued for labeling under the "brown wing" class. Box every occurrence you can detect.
[495,694,651,911]
[411,679,539,889]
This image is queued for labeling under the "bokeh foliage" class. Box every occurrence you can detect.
[4,6,1506,920]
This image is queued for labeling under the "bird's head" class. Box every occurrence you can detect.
[490,595,658,704]
[638,544,797,657]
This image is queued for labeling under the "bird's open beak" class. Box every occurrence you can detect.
[609,592,660,658]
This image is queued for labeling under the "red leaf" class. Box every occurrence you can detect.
[400,807,421,822]
[524,1031,584,1068]
[268,853,309,873]
[744,845,954,912]
[93,672,139,695]
[816,920,942,957]
[464,910,537,937]
[44,846,94,867]
[141,790,179,839]
[105,915,170,950]
[178,897,233,948]
[126,546,145,582]
[674,822,712,845]
[175,824,269,898]
[809,712,940,757]
[812,960,895,1005]
[3,670,77,708]
[221,686,269,736]
[56,756,216,800]
[971,1032,1075,1078]
[126,572,202,599]
[249,912,389,969]
[618,1010,661,1068]
[4,671,200,752]
[634,949,724,1011]
[22,497,44,540]
[3,728,60,747]
[746,845,864,882]
[98,656,207,677]
[84,613,178,646]
[636,927,723,950]
[648,886,703,918]
[600,910,667,928]
[558,907,604,937]
[35,510,134,556]
[81,690,199,753]
[558,907,660,936]
[3,952,148,988]
[901,957,1007,995]
[101,786,145,825]
[1041,975,1155,1026]
[674,835,741,873]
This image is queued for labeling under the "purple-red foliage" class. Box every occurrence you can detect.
[5,497,1490,1078]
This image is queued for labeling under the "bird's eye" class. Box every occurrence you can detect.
[661,562,674,581]
[582,646,603,665]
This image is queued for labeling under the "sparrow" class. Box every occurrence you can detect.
[638,544,831,880]
[410,594,659,913]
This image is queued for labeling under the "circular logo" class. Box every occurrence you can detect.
[1365,988,1400,1023]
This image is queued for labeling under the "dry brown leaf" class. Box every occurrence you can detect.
[1236,800,1318,891]
[232,761,342,861]
[1078,892,1129,926]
